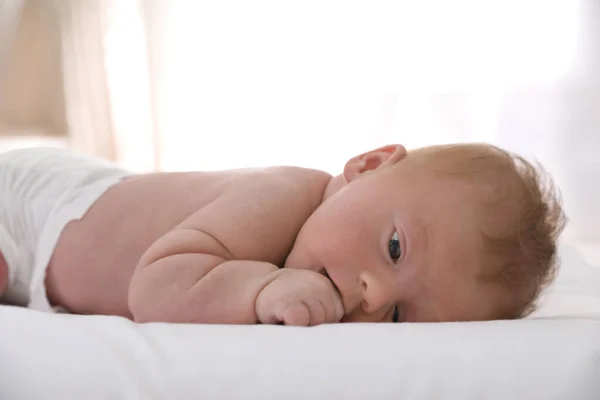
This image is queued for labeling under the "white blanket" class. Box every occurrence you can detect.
[0,242,599,400]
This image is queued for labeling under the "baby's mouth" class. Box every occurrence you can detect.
[319,267,348,321]
[319,267,343,299]
[317,266,331,281]
[318,267,336,286]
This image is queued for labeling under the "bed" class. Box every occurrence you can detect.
[1,241,599,399]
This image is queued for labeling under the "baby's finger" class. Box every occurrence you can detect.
[281,302,310,326]
[329,288,344,323]
[305,298,327,326]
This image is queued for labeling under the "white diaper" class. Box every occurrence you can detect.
[0,147,131,312]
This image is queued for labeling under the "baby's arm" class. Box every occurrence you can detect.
[128,227,280,324]
[128,228,343,326]
[128,171,330,324]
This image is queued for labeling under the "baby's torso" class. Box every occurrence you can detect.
[46,167,331,317]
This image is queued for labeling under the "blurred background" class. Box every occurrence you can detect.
[0,0,598,262]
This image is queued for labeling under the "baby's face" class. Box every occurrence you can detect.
[286,147,501,323]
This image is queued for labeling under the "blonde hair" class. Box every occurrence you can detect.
[412,143,567,318]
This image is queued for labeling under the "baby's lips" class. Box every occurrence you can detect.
[317,266,329,278]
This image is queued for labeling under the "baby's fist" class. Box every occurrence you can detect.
[255,269,344,326]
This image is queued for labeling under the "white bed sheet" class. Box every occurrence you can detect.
[1,307,599,400]
[0,241,599,400]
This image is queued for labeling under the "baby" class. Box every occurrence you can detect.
[0,143,565,325]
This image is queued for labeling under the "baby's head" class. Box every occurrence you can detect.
[285,143,566,322]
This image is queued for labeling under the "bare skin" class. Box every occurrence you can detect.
[45,166,337,324]
[1,144,502,326]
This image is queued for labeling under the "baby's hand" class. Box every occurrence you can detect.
[255,268,344,326]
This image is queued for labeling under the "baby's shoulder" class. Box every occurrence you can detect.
[251,166,332,196]
[218,165,332,220]
[178,166,332,264]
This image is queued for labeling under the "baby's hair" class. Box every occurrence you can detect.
[411,143,567,319]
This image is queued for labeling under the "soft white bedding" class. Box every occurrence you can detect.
[1,241,599,400]
[1,308,599,399]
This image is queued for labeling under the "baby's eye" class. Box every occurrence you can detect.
[389,231,401,262]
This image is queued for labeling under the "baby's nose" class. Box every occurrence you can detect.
[358,271,390,314]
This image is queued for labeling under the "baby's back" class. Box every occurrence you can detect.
[46,167,330,317]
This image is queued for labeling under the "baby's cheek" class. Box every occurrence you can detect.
[283,243,322,271]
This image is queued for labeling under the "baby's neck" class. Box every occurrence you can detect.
[321,174,347,203]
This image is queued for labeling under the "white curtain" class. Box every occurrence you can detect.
[36,0,584,173]
[48,0,155,166]
[0,0,67,138]
[141,0,580,174]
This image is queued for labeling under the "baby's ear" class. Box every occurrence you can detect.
[343,144,407,182]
